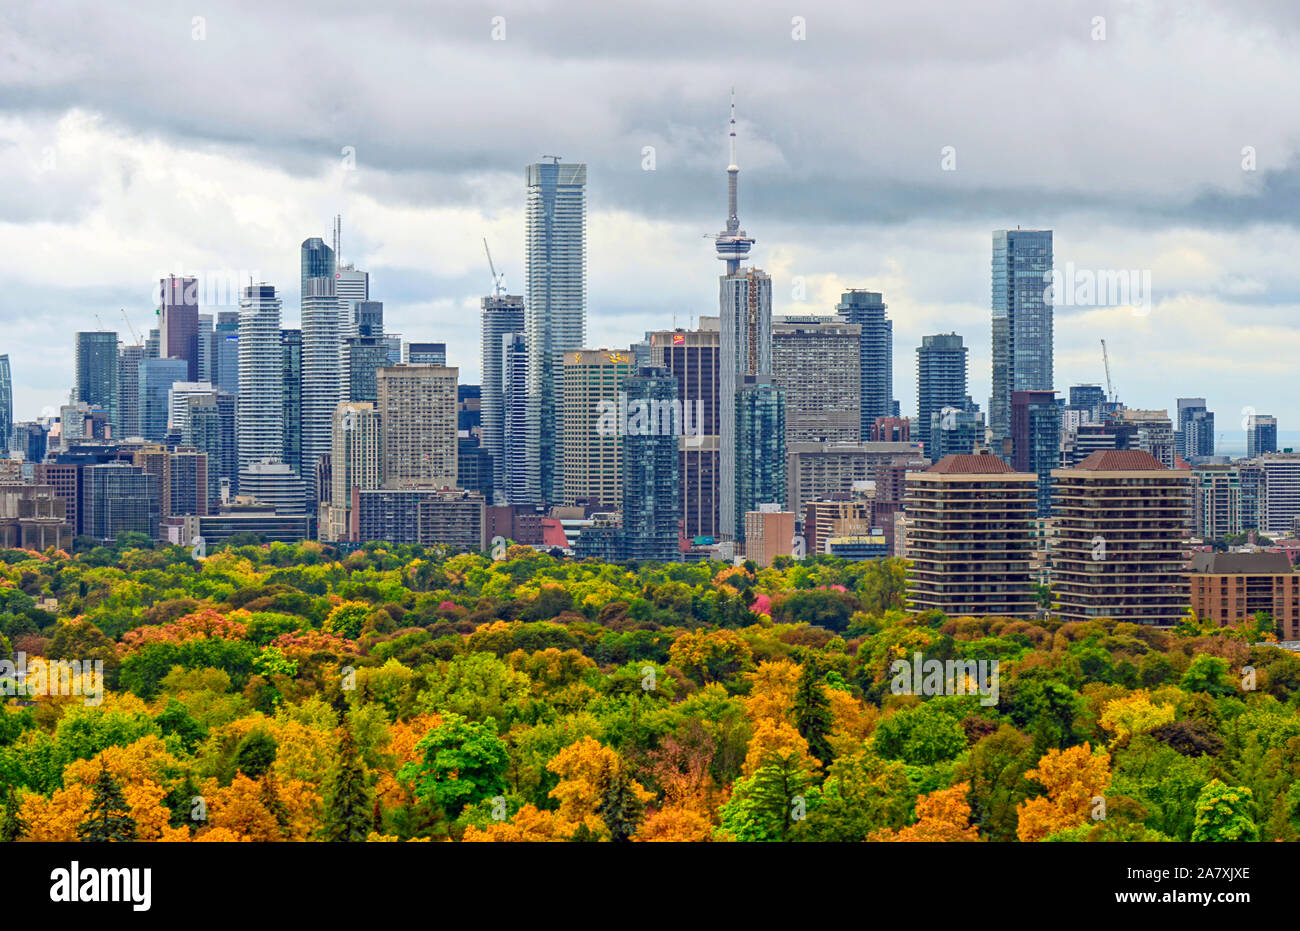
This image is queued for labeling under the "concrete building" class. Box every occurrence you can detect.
[1011,389,1061,517]
[1260,453,1300,535]
[904,452,1037,618]
[743,503,796,568]
[772,315,861,445]
[376,364,459,488]
[916,333,968,460]
[0,484,70,550]
[355,487,486,550]
[1189,551,1300,638]
[560,349,634,509]
[1191,464,1243,540]
[835,290,893,433]
[1051,449,1191,625]
[322,401,382,542]
[786,441,923,514]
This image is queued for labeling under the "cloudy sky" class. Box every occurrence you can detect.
[2,0,1298,450]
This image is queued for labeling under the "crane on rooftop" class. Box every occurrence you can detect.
[483,238,506,296]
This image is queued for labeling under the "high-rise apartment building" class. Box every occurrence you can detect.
[159,275,201,382]
[301,276,342,478]
[1247,414,1278,458]
[300,237,335,303]
[212,311,240,396]
[139,358,188,442]
[1011,389,1061,517]
[236,284,285,474]
[720,268,773,540]
[619,366,682,561]
[735,375,785,541]
[835,290,893,433]
[281,328,302,477]
[1118,409,1175,468]
[524,159,587,505]
[480,294,526,502]
[560,349,634,509]
[117,344,144,438]
[83,461,160,542]
[1191,463,1242,540]
[322,401,382,541]
[1051,450,1190,625]
[0,355,10,453]
[501,334,531,506]
[772,316,861,445]
[376,364,459,488]
[904,452,1037,618]
[196,313,214,384]
[990,229,1053,442]
[1259,453,1300,535]
[1176,398,1215,460]
[75,331,120,431]
[916,333,968,460]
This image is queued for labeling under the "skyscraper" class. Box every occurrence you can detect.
[196,313,214,384]
[772,316,861,445]
[1176,398,1215,461]
[281,328,302,477]
[481,295,526,501]
[405,343,447,365]
[212,311,240,395]
[835,290,893,433]
[560,349,634,509]
[735,375,786,542]
[916,332,968,460]
[300,237,335,305]
[524,159,587,504]
[117,343,144,438]
[301,276,342,478]
[1010,389,1061,517]
[1247,414,1279,458]
[139,358,188,442]
[620,367,682,561]
[990,229,1053,443]
[75,331,120,431]
[376,364,459,488]
[159,275,201,382]
[323,401,382,541]
[236,284,285,474]
[0,355,10,453]
[501,334,530,506]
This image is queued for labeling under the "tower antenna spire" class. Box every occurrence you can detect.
[714,88,753,275]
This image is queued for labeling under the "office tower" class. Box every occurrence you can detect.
[501,334,530,505]
[185,391,237,506]
[84,461,160,542]
[458,385,482,436]
[159,275,201,381]
[145,328,160,360]
[1118,409,1175,468]
[1259,453,1300,534]
[117,343,144,438]
[11,422,47,463]
[334,265,369,318]
[1069,384,1106,418]
[1011,389,1061,517]
[905,452,1037,618]
[405,342,447,365]
[916,333,968,460]
[139,358,188,442]
[376,364,459,488]
[644,320,721,540]
[301,276,342,478]
[835,290,893,433]
[990,229,1053,442]
[1176,398,1214,460]
[0,355,10,453]
[281,328,302,476]
[236,284,285,473]
[322,401,383,541]
[196,313,214,384]
[772,316,861,444]
[619,366,682,561]
[238,458,307,513]
[719,266,774,539]
[212,311,240,395]
[735,375,785,541]
[1191,463,1242,540]
[480,295,525,500]
[524,159,587,505]
[458,435,493,503]
[74,331,120,430]
[300,237,335,304]
[134,445,208,520]
[560,349,634,508]
[339,300,388,404]
[1052,450,1190,625]
[1247,414,1278,458]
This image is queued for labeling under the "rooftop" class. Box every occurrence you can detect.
[1073,449,1169,471]
[1190,551,1293,574]
[927,452,1017,474]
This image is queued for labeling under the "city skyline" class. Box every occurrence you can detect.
[5,2,1300,437]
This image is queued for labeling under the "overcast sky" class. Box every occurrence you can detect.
[2,0,1298,448]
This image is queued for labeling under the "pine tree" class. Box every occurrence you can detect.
[597,762,645,842]
[76,762,138,842]
[793,657,834,767]
[320,728,372,842]
[260,771,292,838]
[1,785,27,842]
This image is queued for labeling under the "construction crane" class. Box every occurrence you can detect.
[1100,339,1115,403]
[120,308,142,346]
[483,238,506,296]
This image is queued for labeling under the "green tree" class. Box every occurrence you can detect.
[1,784,27,841]
[717,752,818,842]
[233,730,278,779]
[1181,655,1235,697]
[321,729,373,842]
[399,713,509,818]
[76,761,138,842]
[596,763,645,842]
[1192,779,1259,842]
[792,659,834,767]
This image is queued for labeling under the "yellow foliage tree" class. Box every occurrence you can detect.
[1015,743,1112,842]
[636,806,714,842]
[462,804,580,842]
[546,735,652,838]
[1098,690,1175,747]
[870,782,980,842]
[742,659,801,725]
[742,718,818,779]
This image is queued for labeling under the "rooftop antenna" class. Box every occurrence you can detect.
[541,154,562,164]
[483,238,506,296]
[333,215,341,263]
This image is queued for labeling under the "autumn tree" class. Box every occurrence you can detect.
[669,629,753,686]
[870,782,980,842]
[321,728,373,842]
[1016,743,1111,842]
[1,785,27,842]
[76,761,138,842]
[399,713,509,818]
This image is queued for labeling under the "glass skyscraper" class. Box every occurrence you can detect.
[524,160,587,505]
[991,229,1054,443]
[735,375,786,541]
[835,290,893,434]
[0,355,11,453]
[237,284,285,474]
[481,295,525,503]
[916,332,967,460]
[75,331,120,431]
